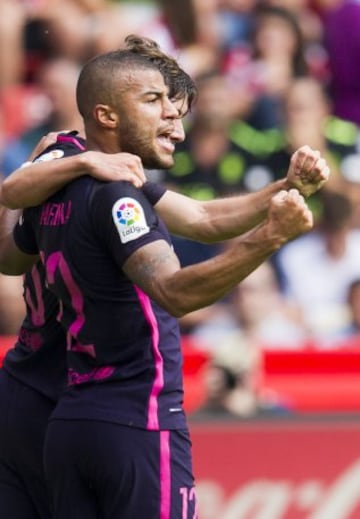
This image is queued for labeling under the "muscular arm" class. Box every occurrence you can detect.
[1,143,329,248]
[155,145,330,242]
[154,178,289,242]
[0,151,146,209]
[123,189,313,316]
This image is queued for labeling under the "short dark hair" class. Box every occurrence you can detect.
[76,35,197,119]
[76,49,159,118]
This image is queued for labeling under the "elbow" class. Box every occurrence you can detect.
[158,294,193,318]
[159,299,186,318]
[167,306,187,319]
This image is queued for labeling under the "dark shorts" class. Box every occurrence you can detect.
[44,419,198,519]
[0,369,55,519]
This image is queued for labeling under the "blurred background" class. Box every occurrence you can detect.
[1,0,360,517]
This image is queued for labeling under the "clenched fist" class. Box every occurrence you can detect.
[267,189,313,244]
[287,145,330,197]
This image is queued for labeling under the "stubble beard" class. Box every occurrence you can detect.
[119,122,174,170]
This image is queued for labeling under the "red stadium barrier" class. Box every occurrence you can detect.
[260,344,360,412]
[3,334,360,412]
[190,419,360,519]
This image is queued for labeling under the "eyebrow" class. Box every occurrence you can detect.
[142,88,169,99]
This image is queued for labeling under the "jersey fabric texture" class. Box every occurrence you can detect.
[3,133,86,401]
[0,132,85,519]
[12,134,198,518]
[13,161,187,432]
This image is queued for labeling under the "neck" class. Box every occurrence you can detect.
[85,127,120,154]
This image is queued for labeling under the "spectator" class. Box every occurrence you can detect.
[229,76,360,197]
[161,72,238,267]
[1,57,83,177]
[190,333,292,420]
[322,0,360,126]
[190,261,308,351]
[216,0,259,51]
[163,72,244,200]
[0,0,26,88]
[275,190,360,344]
[225,4,308,130]
[333,279,360,345]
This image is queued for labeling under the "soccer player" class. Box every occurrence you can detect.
[0,133,151,519]
[0,36,196,519]
[3,43,329,519]
[0,36,195,519]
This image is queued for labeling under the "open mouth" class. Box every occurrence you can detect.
[157,134,175,154]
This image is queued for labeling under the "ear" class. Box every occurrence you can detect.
[93,104,118,128]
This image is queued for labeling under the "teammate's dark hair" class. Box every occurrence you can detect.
[124,35,197,111]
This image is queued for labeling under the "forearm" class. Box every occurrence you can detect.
[165,225,285,314]
[199,179,290,241]
[125,223,285,317]
[0,154,89,209]
[159,145,329,243]
[158,178,290,243]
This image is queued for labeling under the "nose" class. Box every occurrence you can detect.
[171,117,185,143]
[162,96,179,119]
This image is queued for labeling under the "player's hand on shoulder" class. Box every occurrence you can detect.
[84,151,146,188]
[267,188,313,243]
[27,131,66,162]
[286,145,330,197]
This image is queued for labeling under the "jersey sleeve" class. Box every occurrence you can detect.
[141,181,167,205]
[90,181,167,267]
[13,132,85,255]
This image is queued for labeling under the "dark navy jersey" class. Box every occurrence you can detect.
[3,133,86,402]
[14,154,186,430]
[3,262,66,402]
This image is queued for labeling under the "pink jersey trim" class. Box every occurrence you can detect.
[46,251,85,338]
[57,134,86,150]
[134,285,164,430]
[160,430,171,519]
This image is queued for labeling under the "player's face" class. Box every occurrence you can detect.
[168,96,189,143]
[115,68,185,169]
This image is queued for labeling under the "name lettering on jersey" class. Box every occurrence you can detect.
[34,149,65,162]
[40,201,72,226]
[112,197,149,244]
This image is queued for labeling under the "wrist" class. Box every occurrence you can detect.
[241,222,288,256]
[257,221,289,250]
[76,151,93,176]
[279,177,292,192]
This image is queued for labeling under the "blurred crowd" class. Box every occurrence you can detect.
[1,0,360,419]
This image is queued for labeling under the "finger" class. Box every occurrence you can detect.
[321,165,331,182]
[117,172,145,188]
[313,158,330,180]
[132,167,147,184]
[273,190,288,202]
[301,150,321,177]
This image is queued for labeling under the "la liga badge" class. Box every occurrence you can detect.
[112,197,150,243]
